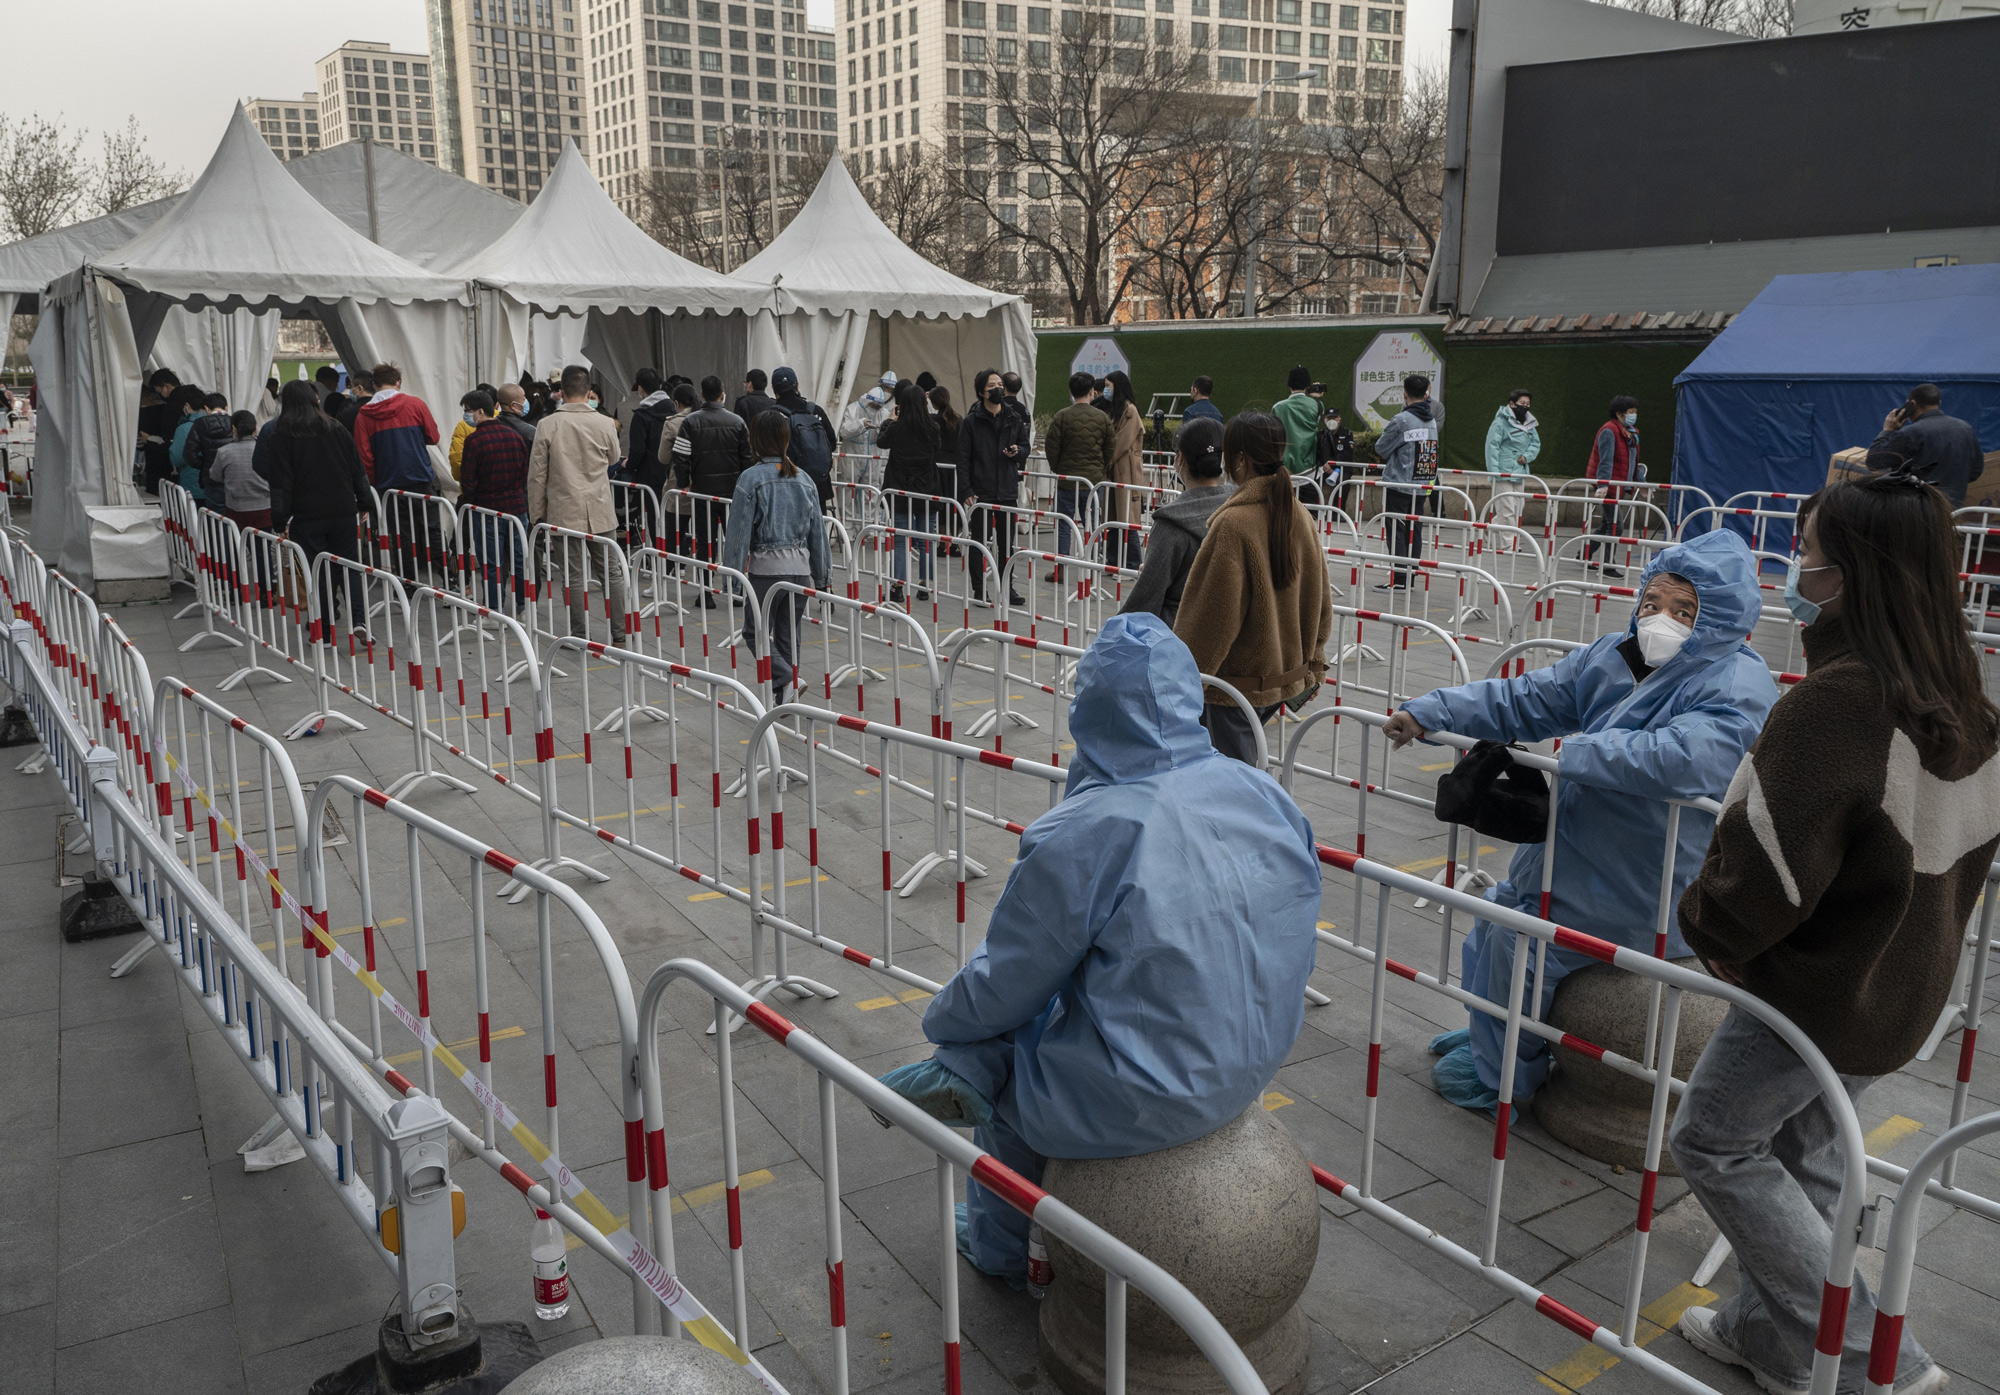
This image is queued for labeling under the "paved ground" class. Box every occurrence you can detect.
[6,526,1998,1395]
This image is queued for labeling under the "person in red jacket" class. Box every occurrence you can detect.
[352,362,442,584]
[1583,394,1640,578]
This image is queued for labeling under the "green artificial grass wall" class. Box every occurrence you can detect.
[1036,324,1708,481]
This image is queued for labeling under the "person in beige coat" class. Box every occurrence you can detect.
[528,365,629,643]
[1101,370,1146,569]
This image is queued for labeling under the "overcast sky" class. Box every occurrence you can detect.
[3,0,1449,180]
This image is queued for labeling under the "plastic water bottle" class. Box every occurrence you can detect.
[1026,1222,1052,1299]
[531,1209,570,1320]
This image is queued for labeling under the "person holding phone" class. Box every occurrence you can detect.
[1866,383,1981,507]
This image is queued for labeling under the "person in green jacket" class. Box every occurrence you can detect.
[1482,389,1541,530]
[1273,365,1321,497]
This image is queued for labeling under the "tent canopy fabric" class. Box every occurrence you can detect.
[1672,265,2000,527]
[445,145,763,316]
[92,107,468,310]
[732,157,1022,320]
[0,197,179,310]
[286,140,524,270]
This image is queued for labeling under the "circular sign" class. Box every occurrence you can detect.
[1352,331,1443,432]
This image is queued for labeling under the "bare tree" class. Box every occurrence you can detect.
[640,134,835,270]
[1596,0,1794,36]
[0,114,90,240]
[858,146,978,269]
[1310,62,1447,293]
[962,14,1217,325]
[93,117,185,216]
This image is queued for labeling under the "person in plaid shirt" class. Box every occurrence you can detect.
[458,390,532,610]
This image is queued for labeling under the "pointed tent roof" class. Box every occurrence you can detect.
[443,143,763,315]
[0,196,179,300]
[286,141,524,270]
[89,106,465,307]
[731,157,1021,320]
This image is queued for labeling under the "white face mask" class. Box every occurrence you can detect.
[1634,612,1692,666]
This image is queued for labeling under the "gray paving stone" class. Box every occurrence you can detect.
[0,1304,55,1395]
[1295,1210,1480,1372]
[54,1304,246,1395]
[54,1129,229,1348]
[1361,1328,1549,1394]
[239,1319,381,1395]
[54,1007,200,1159]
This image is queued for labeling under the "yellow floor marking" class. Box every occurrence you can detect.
[493,752,585,767]
[1396,847,1497,873]
[194,841,299,868]
[1317,920,1337,930]
[689,874,829,903]
[1262,1091,1294,1111]
[1419,761,1454,772]
[388,1025,525,1066]
[256,916,407,953]
[584,803,681,823]
[856,988,935,1011]
[564,1169,778,1251]
[1866,1116,1923,1153]
[1537,1281,1716,1393]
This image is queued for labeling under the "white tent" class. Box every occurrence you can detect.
[29,108,472,587]
[441,144,768,391]
[729,157,1036,424]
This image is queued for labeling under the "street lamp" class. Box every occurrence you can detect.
[1241,64,1325,321]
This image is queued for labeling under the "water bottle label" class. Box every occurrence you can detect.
[534,1259,569,1305]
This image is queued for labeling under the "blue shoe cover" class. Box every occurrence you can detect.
[1432,1043,1501,1114]
[877,1059,996,1129]
[1429,1028,1471,1057]
[955,1201,1027,1290]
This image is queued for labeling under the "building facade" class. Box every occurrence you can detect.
[245,94,322,162]
[575,0,839,221]
[316,41,445,168]
[425,0,591,201]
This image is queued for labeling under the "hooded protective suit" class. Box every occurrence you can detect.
[924,611,1322,1275]
[1400,527,1777,1102]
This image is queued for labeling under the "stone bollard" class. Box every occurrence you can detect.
[504,1337,769,1395]
[1532,958,1728,1174]
[1036,1105,1319,1395]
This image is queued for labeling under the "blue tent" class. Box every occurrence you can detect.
[1674,264,2000,552]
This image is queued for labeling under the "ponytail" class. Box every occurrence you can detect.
[1222,412,1299,590]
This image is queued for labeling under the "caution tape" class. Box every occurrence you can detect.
[150,745,782,1393]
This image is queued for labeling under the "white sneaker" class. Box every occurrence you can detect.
[1895,1366,1951,1395]
[1676,1307,1808,1395]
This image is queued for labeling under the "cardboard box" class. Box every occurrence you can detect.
[1827,447,2000,508]
[1827,447,1870,487]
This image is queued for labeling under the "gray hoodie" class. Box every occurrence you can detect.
[1117,483,1234,627]
[1374,397,1442,487]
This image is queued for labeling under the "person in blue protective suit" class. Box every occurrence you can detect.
[1380,527,1778,1113]
[879,610,1323,1284]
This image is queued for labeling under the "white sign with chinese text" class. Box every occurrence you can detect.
[1070,337,1130,380]
[1353,331,1443,432]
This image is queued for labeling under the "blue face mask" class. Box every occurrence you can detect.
[1622,412,1638,428]
[1783,557,1839,625]
[463,412,479,425]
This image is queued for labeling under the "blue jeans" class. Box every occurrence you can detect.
[471,512,528,611]
[1053,484,1087,559]
[1670,1008,1932,1394]
[744,572,807,702]
[1459,911,1598,1101]
[892,499,934,584]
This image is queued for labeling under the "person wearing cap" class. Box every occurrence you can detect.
[1274,364,1321,490]
[771,367,838,511]
[838,370,899,486]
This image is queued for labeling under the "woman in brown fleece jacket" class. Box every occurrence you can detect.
[1174,412,1331,766]
[1669,473,2000,1395]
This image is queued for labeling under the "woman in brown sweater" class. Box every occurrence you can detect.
[1173,413,1331,766]
[1671,471,2000,1395]
[1100,370,1146,570]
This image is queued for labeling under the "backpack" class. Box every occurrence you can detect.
[788,407,835,509]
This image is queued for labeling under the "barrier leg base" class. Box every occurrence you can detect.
[380,768,477,802]
[707,972,842,1034]
[216,661,293,692]
[826,663,889,687]
[1304,985,1332,1007]
[108,933,158,978]
[1337,643,1387,664]
[894,850,989,899]
[308,1306,539,1395]
[1411,863,1497,913]
[61,873,145,943]
[16,748,50,775]
[286,708,368,739]
[723,762,808,800]
[172,598,206,620]
[593,704,671,731]
[177,626,243,653]
[1692,1232,1733,1287]
[499,855,611,905]
[962,708,1039,740]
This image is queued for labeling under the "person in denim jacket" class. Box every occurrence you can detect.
[725,410,833,706]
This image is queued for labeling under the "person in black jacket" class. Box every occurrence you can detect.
[733,368,780,425]
[1868,383,1983,508]
[674,375,753,568]
[137,368,182,495]
[877,381,942,603]
[267,380,376,643]
[771,367,837,511]
[959,368,1029,605]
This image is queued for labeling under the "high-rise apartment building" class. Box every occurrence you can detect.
[245,93,322,162]
[316,41,444,168]
[578,0,839,222]
[839,0,1405,178]
[426,0,590,201]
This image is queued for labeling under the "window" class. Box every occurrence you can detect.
[1217,55,1245,80]
[1365,36,1388,60]
[1156,18,1172,40]
[1337,34,1355,58]
[1028,5,1049,30]
[963,34,987,58]
[700,49,722,67]
[731,52,749,70]
[1026,171,1049,197]
[996,2,1017,27]
[1335,64,1353,86]
[1309,32,1326,55]
[1191,20,1207,43]
[1276,30,1297,52]
[1277,0,1299,18]
[1219,0,1247,15]
[1310,1,1329,22]
[664,45,690,64]
[962,0,987,24]
[1028,37,1049,61]
[996,36,1017,61]
[756,5,773,23]
[1114,15,1143,38]
[1363,65,1387,89]
[1338,3,1356,25]
[757,55,775,73]
[963,67,989,92]
[1367,6,1388,29]
[963,103,985,127]
[1218,24,1246,47]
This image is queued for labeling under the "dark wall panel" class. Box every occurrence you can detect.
[1497,18,2000,255]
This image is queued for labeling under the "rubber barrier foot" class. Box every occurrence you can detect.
[308,1305,541,1395]
[60,874,144,944]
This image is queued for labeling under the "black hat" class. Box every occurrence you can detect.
[772,366,799,395]
[1287,365,1312,392]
